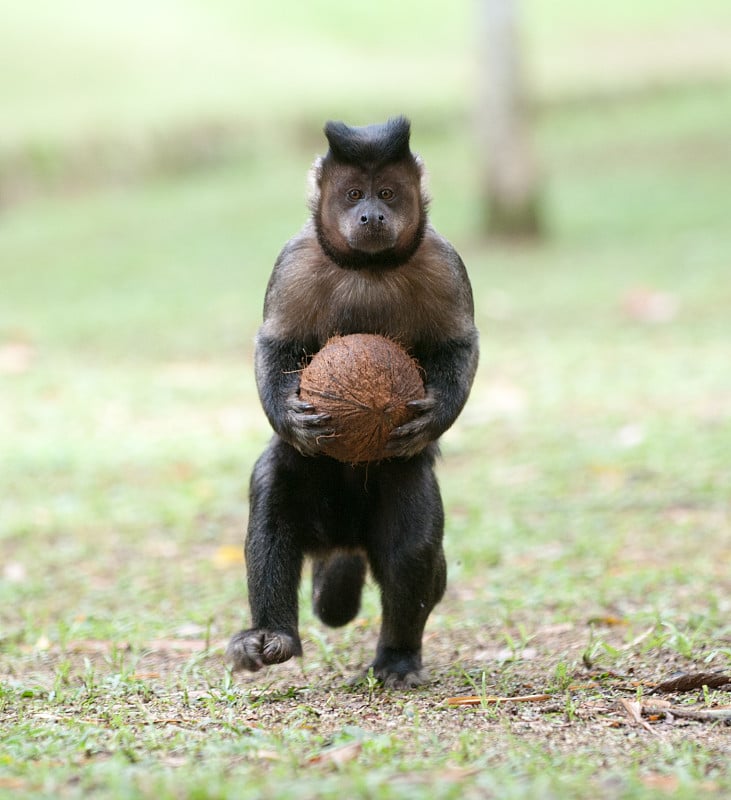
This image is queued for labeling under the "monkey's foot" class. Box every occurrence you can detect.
[226,629,302,672]
[376,667,426,689]
[368,648,427,689]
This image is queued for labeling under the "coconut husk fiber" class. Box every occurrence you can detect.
[299,334,425,463]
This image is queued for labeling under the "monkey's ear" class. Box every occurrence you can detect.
[414,153,431,210]
[307,156,324,211]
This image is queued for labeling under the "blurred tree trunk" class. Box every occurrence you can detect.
[478,0,543,238]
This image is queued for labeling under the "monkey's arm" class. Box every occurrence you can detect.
[386,331,479,459]
[255,333,334,456]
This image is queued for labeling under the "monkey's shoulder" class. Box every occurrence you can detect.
[267,221,323,281]
[415,226,474,301]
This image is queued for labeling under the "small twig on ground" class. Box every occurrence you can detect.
[616,698,659,735]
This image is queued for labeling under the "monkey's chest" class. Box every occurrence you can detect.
[325,290,415,341]
[270,263,462,345]
[312,272,450,344]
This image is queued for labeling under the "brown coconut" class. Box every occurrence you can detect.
[299,334,425,463]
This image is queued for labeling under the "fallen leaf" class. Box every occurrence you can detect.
[2,562,27,583]
[621,287,679,324]
[392,767,481,785]
[308,740,363,766]
[66,640,131,654]
[641,774,679,793]
[587,615,627,627]
[642,771,720,793]
[160,756,189,768]
[615,423,646,449]
[212,545,245,568]
[447,693,551,707]
[0,341,34,374]
[254,750,284,762]
[0,778,28,790]
[649,671,731,695]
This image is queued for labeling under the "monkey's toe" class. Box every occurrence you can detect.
[367,648,427,689]
[350,665,427,690]
[377,667,427,689]
[226,629,302,672]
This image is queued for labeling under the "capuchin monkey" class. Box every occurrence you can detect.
[226,116,478,688]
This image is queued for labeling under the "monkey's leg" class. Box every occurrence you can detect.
[227,442,306,672]
[312,552,367,628]
[365,455,446,688]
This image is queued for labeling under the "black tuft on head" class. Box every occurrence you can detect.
[323,116,413,168]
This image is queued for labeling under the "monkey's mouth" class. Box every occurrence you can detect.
[347,228,398,253]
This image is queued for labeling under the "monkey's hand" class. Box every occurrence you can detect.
[385,393,439,459]
[226,628,303,672]
[283,394,334,457]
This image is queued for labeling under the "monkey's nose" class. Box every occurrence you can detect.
[360,213,385,224]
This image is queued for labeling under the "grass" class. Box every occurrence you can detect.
[1,2,731,798]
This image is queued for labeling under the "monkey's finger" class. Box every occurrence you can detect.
[383,435,429,459]
[226,631,265,671]
[389,417,429,439]
[261,633,299,665]
[406,397,436,415]
[290,399,317,413]
[291,412,333,428]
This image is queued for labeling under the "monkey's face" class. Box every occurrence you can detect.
[318,162,423,263]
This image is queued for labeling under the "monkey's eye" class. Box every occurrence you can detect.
[378,188,395,201]
[346,188,364,202]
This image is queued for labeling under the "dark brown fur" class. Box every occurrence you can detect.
[260,220,474,345]
[227,117,478,688]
